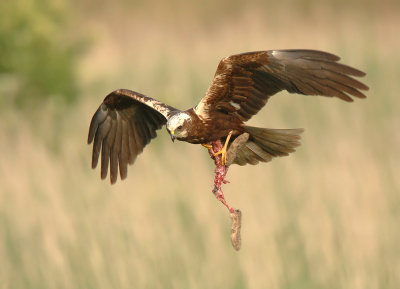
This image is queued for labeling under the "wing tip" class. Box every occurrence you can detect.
[357,70,367,77]
[91,160,98,170]
[347,67,367,77]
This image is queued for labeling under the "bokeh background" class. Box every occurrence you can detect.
[1,0,399,288]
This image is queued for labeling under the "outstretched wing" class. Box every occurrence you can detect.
[195,50,369,121]
[88,89,178,184]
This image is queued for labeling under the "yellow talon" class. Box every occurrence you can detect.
[214,130,233,166]
[201,143,213,149]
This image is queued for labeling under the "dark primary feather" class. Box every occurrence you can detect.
[88,89,178,184]
[195,49,369,121]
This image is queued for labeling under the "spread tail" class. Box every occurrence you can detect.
[231,126,304,166]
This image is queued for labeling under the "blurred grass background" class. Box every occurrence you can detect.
[1,0,399,288]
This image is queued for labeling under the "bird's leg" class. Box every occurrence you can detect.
[213,130,233,166]
[208,139,234,213]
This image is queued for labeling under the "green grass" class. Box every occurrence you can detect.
[1,1,400,288]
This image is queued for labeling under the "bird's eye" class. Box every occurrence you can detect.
[177,125,183,130]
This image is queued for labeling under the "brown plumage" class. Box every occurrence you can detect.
[88,49,369,184]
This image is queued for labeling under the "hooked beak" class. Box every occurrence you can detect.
[168,129,175,142]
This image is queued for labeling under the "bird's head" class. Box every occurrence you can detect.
[166,112,191,142]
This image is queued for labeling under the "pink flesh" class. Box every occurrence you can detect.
[207,140,235,214]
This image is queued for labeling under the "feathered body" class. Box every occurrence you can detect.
[88,50,369,184]
[174,109,244,144]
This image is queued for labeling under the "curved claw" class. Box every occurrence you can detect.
[201,143,213,149]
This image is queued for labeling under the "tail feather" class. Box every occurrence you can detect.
[230,126,304,166]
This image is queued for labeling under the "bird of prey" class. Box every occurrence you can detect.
[88,50,368,185]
